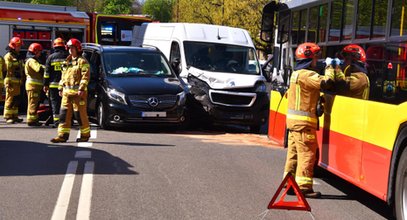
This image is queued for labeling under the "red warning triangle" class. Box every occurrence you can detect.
[267,173,311,211]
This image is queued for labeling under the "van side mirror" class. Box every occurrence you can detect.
[260,1,279,43]
[171,58,182,76]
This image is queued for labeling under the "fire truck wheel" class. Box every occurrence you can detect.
[395,147,407,220]
[97,102,111,130]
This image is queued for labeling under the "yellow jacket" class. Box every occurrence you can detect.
[286,68,333,131]
[4,51,24,88]
[59,56,90,96]
[0,56,5,88]
[25,58,44,91]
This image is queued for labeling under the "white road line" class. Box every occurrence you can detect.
[77,142,93,148]
[76,161,95,220]
[74,151,92,159]
[51,161,78,220]
[90,129,97,139]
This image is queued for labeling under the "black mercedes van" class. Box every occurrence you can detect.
[82,44,188,129]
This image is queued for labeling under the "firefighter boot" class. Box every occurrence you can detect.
[28,121,42,127]
[76,136,89,142]
[301,189,321,198]
[50,134,69,143]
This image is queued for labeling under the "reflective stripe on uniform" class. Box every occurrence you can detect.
[287,109,315,117]
[26,78,43,86]
[295,85,301,110]
[80,127,90,134]
[27,114,38,120]
[44,72,50,78]
[4,109,18,114]
[64,85,80,90]
[6,77,20,83]
[295,176,313,186]
[50,82,59,88]
[58,127,70,134]
[286,114,318,124]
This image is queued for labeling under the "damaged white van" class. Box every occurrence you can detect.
[133,23,269,132]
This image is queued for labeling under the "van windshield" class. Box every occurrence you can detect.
[103,51,173,77]
[184,41,260,75]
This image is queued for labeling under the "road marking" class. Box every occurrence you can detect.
[78,142,93,148]
[51,161,78,220]
[90,129,97,139]
[76,161,95,220]
[75,151,92,159]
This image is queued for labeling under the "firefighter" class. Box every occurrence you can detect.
[327,44,370,100]
[44,38,68,127]
[3,37,24,124]
[25,43,45,126]
[283,42,334,198]
[51,38,90,143]
[0,55,5,102]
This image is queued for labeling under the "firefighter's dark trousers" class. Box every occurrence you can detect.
[26,89,41,123]
[49,88,61,123]
[57,93,90,139]
[284,127,318,191]
[3,82,21,120]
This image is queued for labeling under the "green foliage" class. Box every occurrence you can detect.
[143,0,173,22]
[102,0,133,14]
[30,0,75,6]
[173,0,270,52]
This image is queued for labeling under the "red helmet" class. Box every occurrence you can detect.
[295,42,321,60]
[342,44,366,63]
[66,38,82,52]
[9,37,23,49]
[53,38,65,48]
[28,43,43,54]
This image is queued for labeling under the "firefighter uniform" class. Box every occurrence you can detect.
[0,56,5,102]
[25,52,44,125]
[55,55,90,141]
[283,43,334,197]
[3,50,24,122]
[328,65,370,100]
[44,47,68,124]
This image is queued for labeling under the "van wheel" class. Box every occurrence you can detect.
[97,102,111,130]
[395,147,407,220]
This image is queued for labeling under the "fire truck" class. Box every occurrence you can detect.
[0,1,151,56]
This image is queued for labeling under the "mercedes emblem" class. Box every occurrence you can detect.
[147,97,159,107]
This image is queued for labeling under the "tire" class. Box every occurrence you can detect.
[97,102,111,130]
[395,147,407,220]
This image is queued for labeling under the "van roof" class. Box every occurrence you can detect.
[142,23,254,47]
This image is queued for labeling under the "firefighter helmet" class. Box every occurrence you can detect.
[53,38,65,48]
[295,42,321,60]
[28,43,43,54]
[9,37,23,49]
[342,44,366,63]
[66,38,82,52]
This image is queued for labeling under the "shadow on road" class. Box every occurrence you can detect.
[0,140,138,176]
[316,168,395,219]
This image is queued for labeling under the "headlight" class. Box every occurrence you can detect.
[107,88,127,105]
[177,91,186,106]
[255,82,267,93]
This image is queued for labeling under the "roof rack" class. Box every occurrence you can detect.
[82,43,103,52]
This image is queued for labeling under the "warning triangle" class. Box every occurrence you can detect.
[267,173,311,211]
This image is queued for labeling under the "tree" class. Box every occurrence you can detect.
[143,0,173,22]
[173,0,269,51]
[102,0,133,14]
[30,0,74,5]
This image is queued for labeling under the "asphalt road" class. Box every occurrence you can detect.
[0,118,395,220]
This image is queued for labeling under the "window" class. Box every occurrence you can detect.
[356,0,371,39]
[391,0,407,37]
[329,1,343,41]
[372,0,387,38]
[291,11,300,44]
[342,0,354,40]
[308,6,318,42]
[298,9,307,44]
[319,4,328,42]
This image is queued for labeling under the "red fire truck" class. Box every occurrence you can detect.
[0,1,151,56]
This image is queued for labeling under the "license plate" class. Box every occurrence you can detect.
[141,112,167,117]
